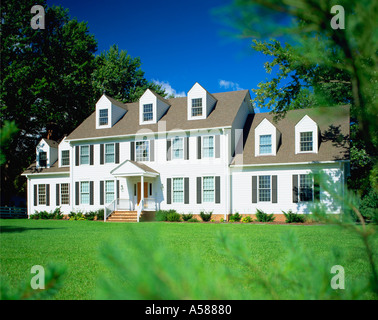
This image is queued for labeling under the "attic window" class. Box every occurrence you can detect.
[300,132,313,152]
[259,135,272,154]
[39,151,47,167]
[143,104,153,122]
[191,98,203,117]
[99,109,108,126]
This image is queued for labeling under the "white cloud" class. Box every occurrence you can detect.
[219,79,245,91]
[152,79,186,98]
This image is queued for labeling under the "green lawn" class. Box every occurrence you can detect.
[0,219,376,300]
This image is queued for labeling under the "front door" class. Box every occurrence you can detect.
[137,182,149,204]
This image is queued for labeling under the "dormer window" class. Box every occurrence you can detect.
[191,98,203,117]
[99,109,108,126]
[61,150,70,166]
[300,132,313,152]
[143,104,153,122]
[259,135,272,154]
[39,151,47,167]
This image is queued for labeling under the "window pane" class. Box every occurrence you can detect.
[258,175,271,202]
[136,141,149,161]
[80,146,89,165]
[191,98,202,117]
[60,183,69,205]
[172,137,184,159]
[105,143,115,163]
[259,135,272,154]
[105,181,114,204]
[81,182,89,204]
[99,109,108,126]
[173,178,184,203]
[203,136,214,158]
[61,150,70,166]
[300,174,313,201]
[143,104,153,121]
[203,176,214,202]
[39,152,47,167]
[300,132,313,151]
[38,184,46,205]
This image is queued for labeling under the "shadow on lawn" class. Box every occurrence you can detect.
[0,225,65,234]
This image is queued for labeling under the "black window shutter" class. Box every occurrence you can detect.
[272,175,278,203]
[116,180,120,199]
[167,178,172,204]
[100,144,104,165]
[130,141,135,161]
[46,184,50,206]
[292,175,299,203]
[215,176,221,203]
[314,174,320,201]
[166,139,171,161]
[75,146,79,166]
[75,182,80,205]
[115,143,120,164]
[150,140,154,162]
[252,176,257,203]
[34,185,38,206]
[56,184,60,206]
[90,181,94,205]
[184,137,189,160]
[197,136,201,159]
[90,145,94,165]
[100,181,104,205]
[184,177,189,204]
[215,135,220,158]
[196,177,202,204]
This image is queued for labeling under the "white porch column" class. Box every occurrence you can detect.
[140,175,144,205]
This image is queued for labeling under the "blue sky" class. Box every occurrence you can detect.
[47,0,274,109]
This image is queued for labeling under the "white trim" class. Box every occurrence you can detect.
[230,160,349,168]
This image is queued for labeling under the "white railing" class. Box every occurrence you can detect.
[143,198,156,211]
[136,199,144,223]
[104,198,134,222]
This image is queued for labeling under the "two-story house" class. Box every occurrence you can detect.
[22,82,350,221]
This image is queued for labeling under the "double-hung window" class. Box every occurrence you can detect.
[39,151,47,167]
[259,135,272,154]
[300,132,313,152]
[136,141,149,161]
[203,136,214,158]
[191,98,202,117]
[105,181,115,204]
[172,137,184,160]
[80,146,89,165]
[173,178,184,203]
[60,183,70,205]
[80,181,90,204]
[299,174,313,201]
[99,109,108,126]
[38,184,46,205]
[61,150,70,166]
[143,104,153,122]
[105,143,115,163]
[258,176,271,202]
[203,176,215,202]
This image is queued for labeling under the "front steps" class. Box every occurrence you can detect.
[107,211,138,222]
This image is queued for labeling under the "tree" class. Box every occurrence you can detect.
[1,0,97,205]
[92,44,167,103]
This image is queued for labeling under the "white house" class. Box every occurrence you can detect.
[22,83,350,221]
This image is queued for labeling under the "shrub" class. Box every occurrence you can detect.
[241,216,252,223]
[85,211,97,221]
[255,209,275,222]
[220,218,225,223]
[229,212,242,222]
[359,188,378,223]
[96,209,104,221]
[51,207,63,220]
[188,218,199,222]
[155,209,178,222]
[181,213,193,221]
[166,211,181,222]
[283,210,305,223]
[199,210,212,222]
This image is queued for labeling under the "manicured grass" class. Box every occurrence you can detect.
[0,219,376,299]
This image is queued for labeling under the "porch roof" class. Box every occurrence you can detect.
[110,160,159,177]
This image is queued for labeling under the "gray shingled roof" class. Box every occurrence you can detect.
[22,160,70,175]
[232,105,350,165]
[67,90,250,140]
